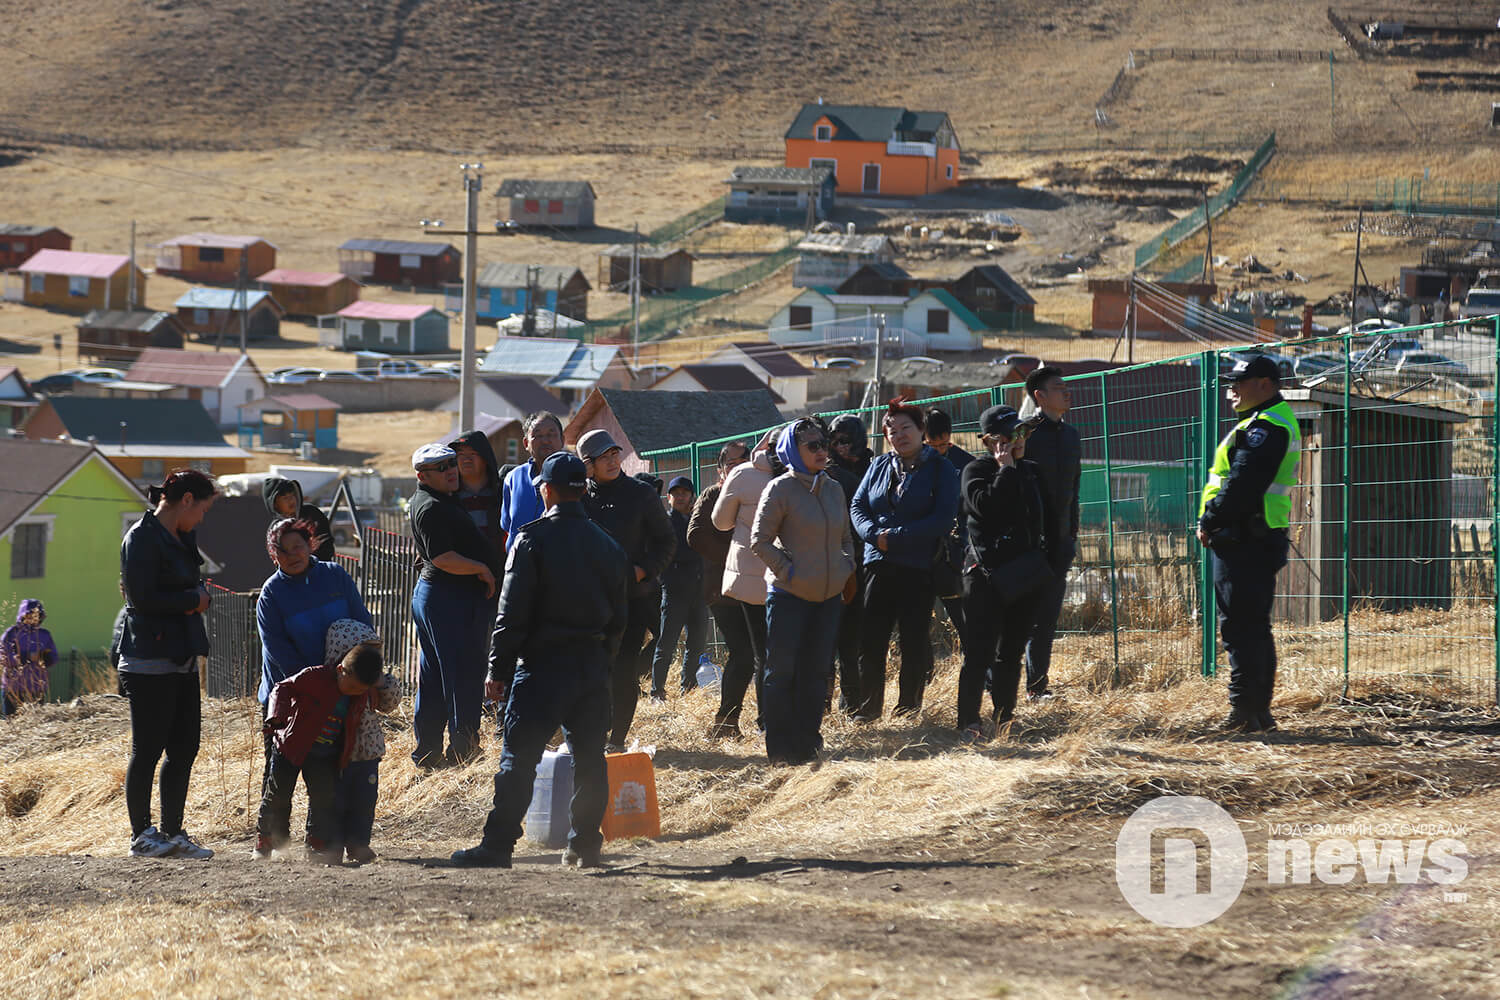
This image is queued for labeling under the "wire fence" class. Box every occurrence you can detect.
[1135,133,1278,270]
[641,317,1500,704]
[1249,175,1500,217]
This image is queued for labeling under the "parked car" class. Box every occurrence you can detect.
[409,367,459,380]
[1390,351,1473,385]
[317,370,376,383]
[377,359,426,378]
[816,357,862,370]
[1458,287,1500,321]
[1294,352,1343,379]
[1336,317,1403,337]
[31,368,124,393]
[270,367,325,385]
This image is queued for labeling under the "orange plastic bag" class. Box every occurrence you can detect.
[602,750,660,841]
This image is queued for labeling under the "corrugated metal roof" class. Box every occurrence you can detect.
[597,244,693,261]
[477,261,587,289]
[0,223,68,238]
[159,232,277,250]
[339,239,455,257]
[78,309,178,333]
[495,309,584,333]
[725,165,834,185]
[496,179,597,200]
[46,396,232,445]
[547,344,620,390]
[594,388,784,455]
[726,342,813,378]
[256,268,349,287]
[796,232,893,256]
[479,336,580,378]
[335,301,438,321]
[128,347,249,389]
[173,288,273,311]
[18,249,129,278]
[242,393,341,412]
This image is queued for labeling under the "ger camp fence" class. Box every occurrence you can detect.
[642,317,1500,704]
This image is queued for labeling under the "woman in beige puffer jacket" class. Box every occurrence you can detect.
[710,431,783,730]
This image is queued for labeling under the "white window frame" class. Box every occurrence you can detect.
[945,164,953,180]
[861,163,881,194]
[1110,472,1150,503]
[815,124,832,141]
[809,157,838,182]
[8,518,52,579]
[379,320,400,344]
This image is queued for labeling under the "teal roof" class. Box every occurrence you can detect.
[922,288,987,332]
[784,103,953,143]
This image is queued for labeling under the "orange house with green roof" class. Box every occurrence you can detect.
[783,103,961,198]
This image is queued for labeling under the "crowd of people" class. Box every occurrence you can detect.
[97,355,1298,865]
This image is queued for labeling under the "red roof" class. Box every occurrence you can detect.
[18,249,130,278]
[256,268,350,287]
[245,393,341,412]
[337,301,437,321]
[126,347,253,389]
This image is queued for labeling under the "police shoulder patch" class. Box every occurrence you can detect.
[1245,427,1268,448]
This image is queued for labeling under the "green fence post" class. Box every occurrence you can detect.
[1198,351,1219,677]
[1100,377,1121,676]
[1350,328,1362,695]
[1493,316,1499,704]
[689,442,700,494]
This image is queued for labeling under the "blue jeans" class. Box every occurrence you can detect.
[651,588,709,695]
[480,652,611,854]
[411,574,491,766]
[763,590,842,763]
[335,759,380,849]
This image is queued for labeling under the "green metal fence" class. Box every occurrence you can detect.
[1134,132,1278,271]
[642,318,1500,704]
[648,196,727,245]
[1249,175,1500,218]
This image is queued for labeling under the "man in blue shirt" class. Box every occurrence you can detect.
[499,412,565,544]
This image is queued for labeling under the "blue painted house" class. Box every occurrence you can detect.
[447,262,590,323]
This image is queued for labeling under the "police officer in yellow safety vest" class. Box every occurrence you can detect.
[1196,354,1300,734]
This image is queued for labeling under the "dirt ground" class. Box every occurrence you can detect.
[2,654,1498,998]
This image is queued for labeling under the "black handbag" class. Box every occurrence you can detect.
[976,548,1053,606]
[931,534,962,600]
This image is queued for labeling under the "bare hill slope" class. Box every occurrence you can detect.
[0,0,1346,152]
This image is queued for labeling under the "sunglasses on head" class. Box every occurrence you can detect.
[421,459,457,473]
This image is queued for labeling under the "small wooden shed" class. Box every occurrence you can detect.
[16,250,145,313]
[0,224,71,270]
[155,233,277,284]
[76,309,186,365]
[495,180,596,228]
[598,245,695,293]
[336,301,449,354]
[256,268,361,317]
[237,392,340,451]
[338,240,461,289]
[173,288,285,341]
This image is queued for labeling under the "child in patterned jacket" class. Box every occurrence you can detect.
[322,619,399,865]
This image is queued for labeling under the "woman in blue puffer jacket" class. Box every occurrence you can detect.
[850,401,960,720]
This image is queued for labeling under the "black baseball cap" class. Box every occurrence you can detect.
[979,405,1022,438]
[532,451,588,489]
[667,475,695,493]
[1223,355,1281,383]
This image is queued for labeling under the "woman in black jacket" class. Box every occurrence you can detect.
[956,407,1052,739]
[119,468,219,859]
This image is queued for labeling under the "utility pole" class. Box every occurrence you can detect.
[1350,207,1363,327]
[1127,272,1137,363]
[1201,188,1213,285]
[872,312,885,406]
[630,222,641,362]
[522,264,539,337]
[128,220,137,311]
[237,252,249,354]
[459,164,482,430]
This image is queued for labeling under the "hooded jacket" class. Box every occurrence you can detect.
[829,414,874,482]
[322,619,398,763]
[119,509,211,665]
[750,470,854,603]
[711,449,781,605]
[850,444,961,570]
[0,599,57,701]
[256,558,372,705]
[687,483,732,602]
[447,430,507,559]
[262,478,336,562]
[582,472,676,600]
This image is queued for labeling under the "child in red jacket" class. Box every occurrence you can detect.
[256,643,380,863]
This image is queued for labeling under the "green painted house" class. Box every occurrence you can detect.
[0,438,147,696]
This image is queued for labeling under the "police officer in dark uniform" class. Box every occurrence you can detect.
[451,452,630,869]
[1196,355,1301,734]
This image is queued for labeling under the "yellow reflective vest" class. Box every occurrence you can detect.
[1199,398,1300,530]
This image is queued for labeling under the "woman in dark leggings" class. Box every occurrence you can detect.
[118,468,218,859]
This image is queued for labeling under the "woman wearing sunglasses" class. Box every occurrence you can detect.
[749,417,856,765]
